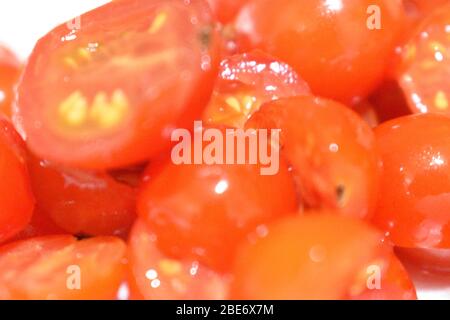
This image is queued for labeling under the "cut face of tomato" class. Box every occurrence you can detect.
[246,96,381,220]
[27,153,137,237]
[207,0,248,24]
[0,236,126,299]
[233,0,406,104]
[202,50,310,128]
[373,113,450,249]
[0,46,21,118]
[398,5,450,116]
[128,220,229,300]
[17,0,220,169]
[0,117,34,243]
[230,213,416,300]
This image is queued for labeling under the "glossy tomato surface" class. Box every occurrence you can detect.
[373,114,450,249]
[231,213,416,300]
[399,5,450,116]
[17,0,220,169]
[27,153,137,237]
[233,0,406,104]
[0,46,21,118]
[0,117,34,243]
[0,236,126,299]
[202,50,310,128]
[246,96,380,219]
[137,129,298,272]
[128,220,229,300]
[207,0,248,24]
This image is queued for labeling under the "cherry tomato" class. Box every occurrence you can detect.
[207,0,248,24]
[128,220,229,299]
[0,117,34,243]
[233,0,406,104]
[246,96,380,219]
[137,128,298,272]
[396,247,450,274]
[202,50,310,128]
[0,236,126,299]
[373,113,450,249]
[403,0,450,23]
[17,0,220,169]
[354,100,379,128]
[0,46,21,118]
[230,213,416,300]
[27,153,137,237]
[368,80,411,123]
[398,5,450,116]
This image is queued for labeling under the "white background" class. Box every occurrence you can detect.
[0,0,449,300]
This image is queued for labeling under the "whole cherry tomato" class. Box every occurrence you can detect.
[246,96,381,219]
[398,5,450,116]
[128,220,229,300]
[0,46,21,118]
[202,50,310,128]
[17,0,220,169]
[373,113,450,249]
[0,117,34,243]
[27,153,137,237]
[137,128,298,272]
[0,236,126,299]
[233,0,406,104]
[230,213,416,300]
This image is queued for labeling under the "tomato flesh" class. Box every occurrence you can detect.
[0,236,126,299]
[202,50,310,128]
[0,118,34,243]
[231,213,416,300]
[398,5,450,116]
[246,96,380,219]
[128,220,229,299]
[17,0,220,169]
[373,113,450,249]
[27,153,137,237]
[233,0,406,104]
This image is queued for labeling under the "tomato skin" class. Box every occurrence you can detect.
[398,5,450,116]
[368,80,411,123]
[137,130,298,272]
[128,220,229,300]
[27,153,137,237]
[0,236,126,299]
[373,113,450,249]
[246,96,380,220]
[0,46,21,118]
[17,0,220,169]
[0,118,34,243]
[202,50,310,128]
[396,247,450,274]
[230,213,415,300]
[233,0,406,104]
[207,0,248,24]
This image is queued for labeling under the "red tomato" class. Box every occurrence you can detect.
[354,100,379,128]
[403,0,450,23]
[128,220,229,299]
[0,236,126,299]
[246,96,380,219]
[396,247,450,274]
[230,213,416,300]
[233,0,406,104]
[202,50,310,128]
[398,5,450,116]
[0,117,34,243]
[137,128,298,272]
[27,153,137,237]
[368,80,411,123]
[17,0,220,169]
[207,0,248,24]
[373,113,450,249]
[0,46,21,118]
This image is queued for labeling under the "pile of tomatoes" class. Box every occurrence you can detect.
[0,0,449,300]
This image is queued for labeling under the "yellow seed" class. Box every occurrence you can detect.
[159,259,182,276]
[63,57,78,69]
[242,95,255,112]
[435,91,449,110]
[89,90,129,129]
[58,91,88,126]
[77,47,91,61]
[148,11,168,34]
[225,96,242,112]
